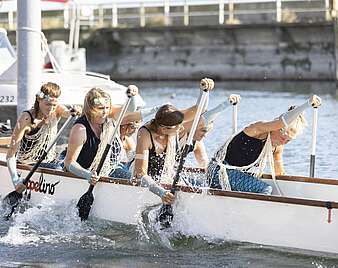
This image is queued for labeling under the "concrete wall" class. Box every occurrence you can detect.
[86,23,335,81]
[9,23,335,81]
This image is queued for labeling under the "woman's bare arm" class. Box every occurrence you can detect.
[244,119,285,138]
[134,127,152,179]
[6,113,32,158]
[273,145,285,176]
[56,104,82,119]
[64,124,87,169]
[193,140,208,169]
[110,105,142,125]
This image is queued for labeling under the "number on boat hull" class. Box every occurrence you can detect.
[0,95,15,103]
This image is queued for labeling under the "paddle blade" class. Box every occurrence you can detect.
[2,191,23,220]
[76,191,94,221]
[157,204,174,228]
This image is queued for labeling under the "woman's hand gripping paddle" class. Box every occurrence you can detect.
[3,115,77,220]
[77,86,138,221]
[157,78,215,228]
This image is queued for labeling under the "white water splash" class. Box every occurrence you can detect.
[136,204,175,250]
[0,196,116,247]
[0,223,40,245]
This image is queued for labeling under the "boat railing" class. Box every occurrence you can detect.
[0,0,335,30]
[43,68,111,81]
[3,160,338,210]
[85,71,111,80]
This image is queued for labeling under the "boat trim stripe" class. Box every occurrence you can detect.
[1,161,337,209]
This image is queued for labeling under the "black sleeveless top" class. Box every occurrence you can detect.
[75,115,101,169]
[224,131,266,167]
[142,126,166,179]
[18,111,44,159]
[23,110,40,134]
[142,126,184,179]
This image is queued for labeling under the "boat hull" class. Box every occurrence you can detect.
[0,161,338,254]
[0,71,128,106]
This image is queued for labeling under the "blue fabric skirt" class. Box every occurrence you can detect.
[207,161,272,194]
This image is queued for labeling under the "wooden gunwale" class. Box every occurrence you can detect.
[1,160,337,209]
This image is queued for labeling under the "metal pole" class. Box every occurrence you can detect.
[228,0,234,24]
[184,1,189,26]
[164,0,170,26]
[74,8,80,51]
[140,3,145,27]
[219,0,225,25]
[309,108,318,178]
[8,11,14,30]
[112,3,118,28]
[68,3,76,50]
[325,0,332,21]
[63,5,69,29]
[17,0,41,116]
[334,0,338,90]
[276,0,282,22]
[99,5,104,27]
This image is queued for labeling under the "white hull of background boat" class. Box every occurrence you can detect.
[0,161,337,254]
[0,69,145,106]
[0,28,145,107]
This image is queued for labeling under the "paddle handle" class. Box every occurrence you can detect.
[232,103,238,134]
[22,115,77,185]
[186,90,209,146]
[309,107,318,178]
[171,90,209,192]
[157,79,214,227]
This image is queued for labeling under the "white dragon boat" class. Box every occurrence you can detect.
[0,159,337,255]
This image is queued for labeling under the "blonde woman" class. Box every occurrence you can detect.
[6,82,80,192]
[207,95,322,194]
[64,87,156,184]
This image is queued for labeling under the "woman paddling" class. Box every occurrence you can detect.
[6,82,81,192]
[110,96,160,180]
[180,93,241,170]
[207,95,322,194]
[134,82,240,204]
[64,87,157,184]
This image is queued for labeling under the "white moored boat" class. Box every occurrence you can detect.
[0,28,145,107]
[0,160,337,254]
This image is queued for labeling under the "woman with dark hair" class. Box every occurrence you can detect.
[133,80,239,204]
[6,82,81,192]
[134,104,187,204]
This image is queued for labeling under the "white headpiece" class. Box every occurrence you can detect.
[36,91,58,102]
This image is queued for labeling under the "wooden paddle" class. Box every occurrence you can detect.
[309,107,318,177]
[3,115,77,220]
[77,86,138,221]
[157,78,214,228]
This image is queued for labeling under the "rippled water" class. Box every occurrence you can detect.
[1,81,338,267]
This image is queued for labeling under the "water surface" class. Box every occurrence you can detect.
[1,81,338,267]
